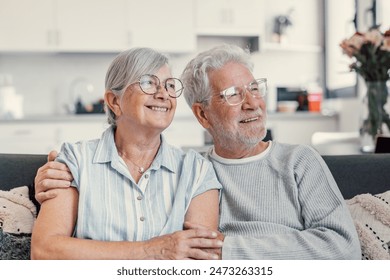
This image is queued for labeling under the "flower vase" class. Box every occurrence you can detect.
[359,81,390,153]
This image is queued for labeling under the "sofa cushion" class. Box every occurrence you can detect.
[0,185,37,260]
[346,190,390,260]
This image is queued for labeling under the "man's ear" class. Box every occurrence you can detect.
[192,103,210,129]
[104,91,122,117]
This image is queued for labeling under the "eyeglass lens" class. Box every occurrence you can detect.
[139,74,183,98]
[223,79,267,105]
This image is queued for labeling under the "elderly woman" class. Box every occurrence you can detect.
[31,48,222,260]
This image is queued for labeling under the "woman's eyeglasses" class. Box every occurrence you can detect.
[131,74,184,98]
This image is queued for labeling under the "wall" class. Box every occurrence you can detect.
[0,0,324,117]
[0,0,337,147]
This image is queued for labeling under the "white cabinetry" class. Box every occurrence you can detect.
[0,0,55,51]
[195,0,264,51]
[0,116,206,154]
[195,0,264,36]
[55,0,126,52]
[0,117,108,154]
[0,123,59,154]
[125,0,196,53]
[0,0,195,53]
[0,0,126,52]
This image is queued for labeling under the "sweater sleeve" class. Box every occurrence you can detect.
[222,145,361,260]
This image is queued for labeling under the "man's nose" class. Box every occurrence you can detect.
[242,89,262,108]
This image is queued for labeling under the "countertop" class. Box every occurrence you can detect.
[0,111,338,123]
[0,114,107,123]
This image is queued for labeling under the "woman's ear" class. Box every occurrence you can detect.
[104,91,122,117]
[192,103,210,129]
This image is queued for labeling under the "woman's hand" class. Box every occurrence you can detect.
[144,228,223,260]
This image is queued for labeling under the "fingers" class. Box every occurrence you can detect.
[47,150,58,162]
[34,160,73,204]
[183,227,218,239]
[36,161,73,183]
[145,229,223,260]
[43,163,73,181]
[187,248,221,260]
[35,189,59,204]
[184,221,208,230]
[184,221,225,243]
[34,177,71,204]
[175,229,223,260]
[187,233,223,249]
[44,161,72,174]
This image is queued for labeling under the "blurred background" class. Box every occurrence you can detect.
[0,0,389,153]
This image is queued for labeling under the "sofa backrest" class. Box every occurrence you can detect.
[0,154,47,191]
[1,153,389,200]
[322,154,390,199]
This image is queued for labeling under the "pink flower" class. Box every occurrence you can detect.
[364,29,383,48]
[340,32,364,57]
[340,28,390,82]
[381,30,390,51]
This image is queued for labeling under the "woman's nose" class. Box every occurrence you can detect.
[154,85,169,100]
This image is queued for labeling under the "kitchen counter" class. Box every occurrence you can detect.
[0,111,339,154]
[0,114,107,123]
[0,111,337,123]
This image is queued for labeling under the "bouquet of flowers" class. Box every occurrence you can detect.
[340,28,390,81]
[340,28,390,145]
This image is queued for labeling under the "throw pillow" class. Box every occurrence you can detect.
[346,190,390,260]
[0,185,37,260]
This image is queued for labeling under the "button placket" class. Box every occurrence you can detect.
[137,173,149,224]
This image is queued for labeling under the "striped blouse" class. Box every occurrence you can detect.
[57,126,221,241]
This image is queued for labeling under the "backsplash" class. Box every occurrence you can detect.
[0,46,322,118]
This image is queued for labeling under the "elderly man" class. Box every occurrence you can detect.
[182,44,360,259]
[34,44,361,260]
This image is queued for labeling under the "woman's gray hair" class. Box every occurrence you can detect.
[181,44,253,107]
[104,47,169,127]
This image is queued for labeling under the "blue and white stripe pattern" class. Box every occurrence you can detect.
[57,126,221,242]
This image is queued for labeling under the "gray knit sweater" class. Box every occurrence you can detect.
[207,141,361,260]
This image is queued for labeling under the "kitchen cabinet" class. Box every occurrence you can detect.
[0,117,109,154]
[55,0,126,52]
[0,0,195,53]
[0,123,59,154]
[0,0,55,51]
[124,0,196,53]
[0,0,126,52]
[0,115,205,154]
[195,0,264,51]
[195,0,264,36]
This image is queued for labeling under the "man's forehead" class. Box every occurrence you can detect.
[210,67,254,90]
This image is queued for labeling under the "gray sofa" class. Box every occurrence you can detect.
[1,153,389,198]
[1,153,390,260]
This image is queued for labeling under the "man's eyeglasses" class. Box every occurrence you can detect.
[130,74,184,98]
[220,78,267,106]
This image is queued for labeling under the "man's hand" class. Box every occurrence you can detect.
[184,221,224,259]
[144,228,223,260]
[34,150,73,204]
